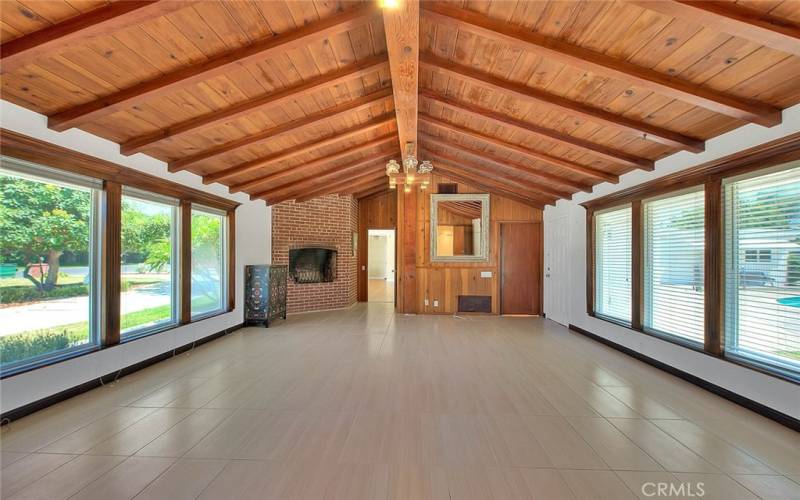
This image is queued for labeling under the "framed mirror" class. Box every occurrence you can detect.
[431,193,490,262]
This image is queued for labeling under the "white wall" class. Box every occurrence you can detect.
[0,101,272,412]
[544,103,800,419]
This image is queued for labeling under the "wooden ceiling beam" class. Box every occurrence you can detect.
[420,132,591,194]
[168,87,393,173]
[383,0,420,163]
[629,1,800,57]
[352,185,390,200]
[251,150,397,201]
[122,55,389,156]
[47,3,379,132]
[204,114,394,186]
[422,2,782,127]
[419,113,618,184]
[421,145,570,201]
[0,1,189,74]
[290,171,387,205]
[231,133,396,194]
[420,53,704,153]
[420,89,654,170]
[422,158,547,208]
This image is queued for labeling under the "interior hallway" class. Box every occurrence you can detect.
[1,303,799,500]
[368,278,394,303]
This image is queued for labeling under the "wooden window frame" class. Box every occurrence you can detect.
[583,132,800,383]
[0,129,239,379]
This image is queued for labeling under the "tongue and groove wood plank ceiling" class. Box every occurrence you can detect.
[1,0,799,208]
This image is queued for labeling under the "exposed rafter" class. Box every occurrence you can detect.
[122,55,389,156]
[204,114,394,186]
[291,170,387,204]
[419,113,618,184]
[352,185,390,200]
[420,89,654,170]
[47,3,379,132]
[420,53,704,153]
[629,1,800,57]
[422,2,782,127]
[168,87,393,173]
[424,158,548,208]
[231,133,396,194]
[421,144,571,201]
[383,0,420,162]
[0,1,189,74]
[421,132,593,194]
[252,151,397,202]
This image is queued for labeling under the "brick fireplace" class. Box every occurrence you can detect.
[271,194,358,313]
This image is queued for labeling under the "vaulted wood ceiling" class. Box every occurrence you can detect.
[2,0,799,208]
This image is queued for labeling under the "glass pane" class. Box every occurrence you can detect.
[644,190,705,343]
[0,171,95,369]
[595,206,632,322]
[121,196,176,336]
[725,165,800,375]
[191,209,225,316]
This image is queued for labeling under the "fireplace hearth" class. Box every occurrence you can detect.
[289,247,337,283]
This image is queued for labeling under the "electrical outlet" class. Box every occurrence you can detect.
[424,298,429,306]
[433,299,439,307]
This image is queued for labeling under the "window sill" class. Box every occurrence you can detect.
[0,343,101,379]
[589,311,800,385]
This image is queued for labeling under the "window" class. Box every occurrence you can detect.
[121,190,179,338]
[594,206,632,323]
[724,165,800,376]
[643,190,705,344]
[0,158,101,371]
[191,207,226,317]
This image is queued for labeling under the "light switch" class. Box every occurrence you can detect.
[424,298,429,306]
[480,271,492,278]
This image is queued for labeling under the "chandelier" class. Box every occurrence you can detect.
[386,143,433,192]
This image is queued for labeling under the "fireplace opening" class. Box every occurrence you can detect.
[289,247,337,284]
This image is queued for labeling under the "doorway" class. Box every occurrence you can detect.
[500,222,542,315]
[367,229,395,302]
[544,215,569,326]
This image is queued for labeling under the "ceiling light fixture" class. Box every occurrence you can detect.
[386,142,433,191]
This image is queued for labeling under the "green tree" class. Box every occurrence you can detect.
[0,176,89,291]
[120,199,170,269]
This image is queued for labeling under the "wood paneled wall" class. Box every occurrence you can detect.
[357,190,397,302]
[405,174,542,314]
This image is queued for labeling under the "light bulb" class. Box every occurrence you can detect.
[380,0,399,9]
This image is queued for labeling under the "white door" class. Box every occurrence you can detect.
[545,215,569,326]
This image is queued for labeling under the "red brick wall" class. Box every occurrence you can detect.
[272,194,359,313]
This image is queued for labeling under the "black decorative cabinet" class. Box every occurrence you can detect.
[244,265,287,327]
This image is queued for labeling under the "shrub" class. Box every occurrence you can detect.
[0,284,88,304]
[0,329,71,364]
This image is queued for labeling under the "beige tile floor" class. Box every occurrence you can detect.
[1,303,799,499]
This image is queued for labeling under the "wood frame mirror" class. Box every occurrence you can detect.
[430,193,490,262]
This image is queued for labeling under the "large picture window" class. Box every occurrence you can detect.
[594,206,632,323]
[643,189,705,344]
[0,159,101,370]
[191,207,226,318]
[724,165,800,376]
[120,190,179,338]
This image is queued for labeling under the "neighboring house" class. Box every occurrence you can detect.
[738,228,800,286]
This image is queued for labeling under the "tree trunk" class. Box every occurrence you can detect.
[43,250,62,291]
